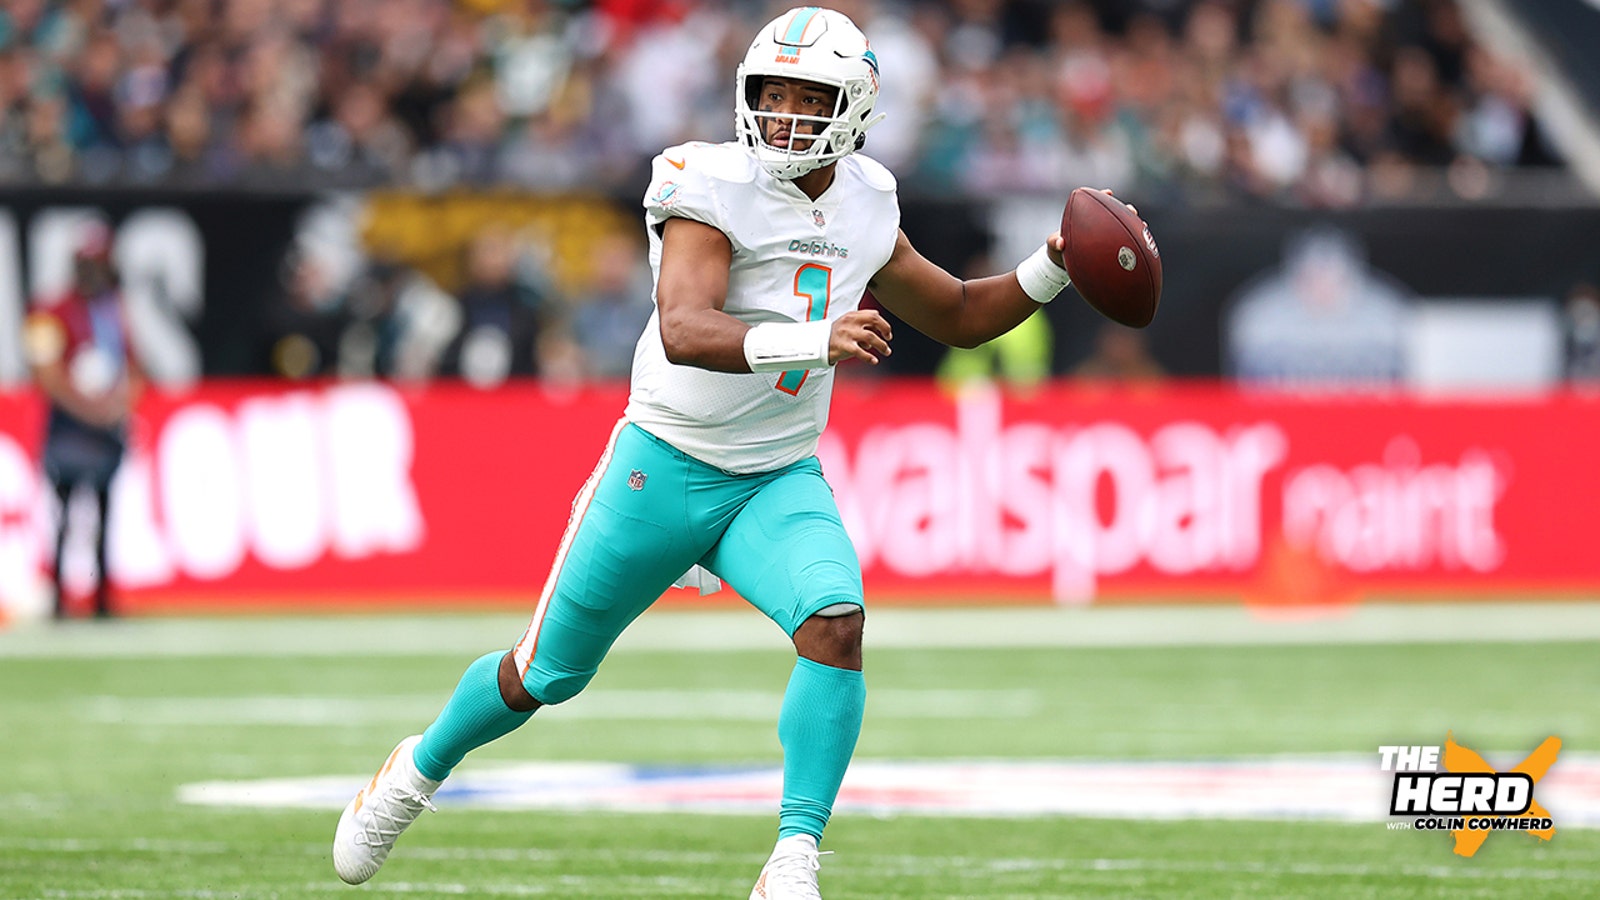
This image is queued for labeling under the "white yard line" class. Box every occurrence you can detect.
[4,603,1600,659]
[10,839,1600,893]
[73,688,1040,725]
[30,881,737,899]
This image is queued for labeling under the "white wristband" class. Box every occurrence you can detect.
[744,320,833,373]
[1015,243,1072,304]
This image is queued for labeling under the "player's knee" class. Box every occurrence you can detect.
[795,606,864,669]
[523,668,595,706]
[497,651,541,712]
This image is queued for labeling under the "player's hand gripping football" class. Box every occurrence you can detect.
[829,309,893,365]
[1048,188,1136,270]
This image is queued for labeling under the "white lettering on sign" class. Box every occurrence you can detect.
[108,452,174,587]
[27,207,100,300]
[0,435,42,610]
[0,213,26,386]
[145,384,423,581]
[114,209,204,386]
[821,389,1291,602]
[820,389,1505,602]
[160,403,249,579]
[1282,437,1505,573]
[238,392,327,569]
[324,383,425,559]
[3,383,427,599]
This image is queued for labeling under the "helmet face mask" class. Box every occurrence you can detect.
[735,7,884,180]
[746,77,840,155]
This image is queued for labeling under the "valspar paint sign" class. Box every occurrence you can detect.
[0,381,1595,612]
[820,382,1596,603]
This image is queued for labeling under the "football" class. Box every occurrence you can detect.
[1060,187,1162,328]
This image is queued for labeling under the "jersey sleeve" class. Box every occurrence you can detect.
[642,143,734,238]
[851,154,902,232]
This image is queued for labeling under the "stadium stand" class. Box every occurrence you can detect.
[0,0,1576,205]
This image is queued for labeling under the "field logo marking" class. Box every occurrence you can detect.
[179,756,1600,829]
[1380,734,1560,856]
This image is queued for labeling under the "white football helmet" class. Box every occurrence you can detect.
[735,7,885,180]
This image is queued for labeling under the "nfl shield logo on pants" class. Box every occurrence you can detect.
[628,470,647,491]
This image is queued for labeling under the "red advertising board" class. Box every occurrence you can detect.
[1,380,1596,615]
[821,382,1600,603]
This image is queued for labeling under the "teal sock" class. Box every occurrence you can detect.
[412,652,533,781]
[777,657,866,841]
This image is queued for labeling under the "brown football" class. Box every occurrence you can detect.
[1060,187,1162,328]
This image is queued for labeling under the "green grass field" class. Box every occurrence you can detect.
[3,605,1598,899]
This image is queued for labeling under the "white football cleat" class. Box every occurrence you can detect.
[332,735,441,884]
[749,834,830,900]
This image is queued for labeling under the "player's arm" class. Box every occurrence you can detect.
[656,217,892,372]
[868,230,1071,350]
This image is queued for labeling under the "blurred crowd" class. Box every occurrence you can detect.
[0,0,1566,204]
[263,211,654,384]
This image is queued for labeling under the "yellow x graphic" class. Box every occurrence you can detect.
[1442,733,1560,858]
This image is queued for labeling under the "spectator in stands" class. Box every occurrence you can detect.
[337,258,463,382]
[426,79,504,187]
[569,231,653,381]
[498,95,607,191]
[305,81,415,185]
[161,86,227,185]
[21,85,76,183]
[1073,321,1166,383]
[1566,280,1600,384]
[439,226,561,388]
[263,243,352,380]
[22,224,140,620]
[233,99,313,189]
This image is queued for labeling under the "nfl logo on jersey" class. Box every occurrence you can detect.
[628,470,647,491]
[813,209,825,227]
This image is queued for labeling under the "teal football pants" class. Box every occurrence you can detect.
[510,421,864,705]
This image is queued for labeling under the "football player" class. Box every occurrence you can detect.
[334,7,1078,898]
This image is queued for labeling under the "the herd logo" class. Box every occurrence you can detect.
[1381,733,1560,857]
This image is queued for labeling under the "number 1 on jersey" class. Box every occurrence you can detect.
[776,263,832,395]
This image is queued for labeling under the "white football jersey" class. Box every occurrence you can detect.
[625,140,900,474]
